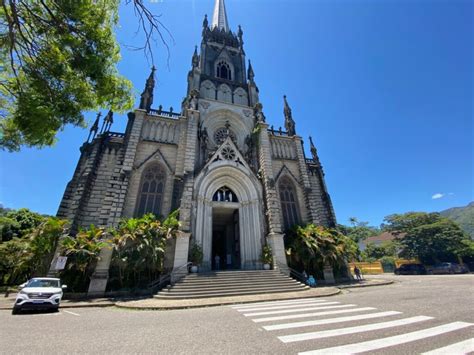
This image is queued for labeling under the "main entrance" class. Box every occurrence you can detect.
[212,207,240,270]
[193,160,265,271]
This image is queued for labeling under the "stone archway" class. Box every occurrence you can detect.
[193,162,264,271]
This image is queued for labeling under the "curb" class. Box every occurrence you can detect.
[0,301,116,311]
[337,280,394,289]
[114,288,342,310]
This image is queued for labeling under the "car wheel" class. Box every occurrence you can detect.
[394,271,400,275]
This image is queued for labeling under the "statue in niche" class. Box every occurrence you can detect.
[254,102,266,123]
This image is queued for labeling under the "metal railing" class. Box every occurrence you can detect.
[147,262,192,292]
[148,108,180,119]
[275,262,308,284]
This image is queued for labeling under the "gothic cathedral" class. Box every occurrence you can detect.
[57,0,336,293]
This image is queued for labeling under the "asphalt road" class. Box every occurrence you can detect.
[1,274,473,354]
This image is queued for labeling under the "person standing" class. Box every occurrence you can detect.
[214,255,221,270]
[354,265,362,281]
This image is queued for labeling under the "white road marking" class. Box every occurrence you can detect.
[299,322,473,355]
[243,304,356,317]
[421,337,474,355]
[253,307,377,323]
[231,298,324,309]
[64,310,80,316]
[237,301,339,313]
[279,316,433,343]
[263,311,402,331]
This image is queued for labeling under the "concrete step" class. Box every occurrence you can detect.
[155,285,309,299]
[172,278,300,287]
[178,276,293,285]
[155,269,307,300]
[169,280,302,291]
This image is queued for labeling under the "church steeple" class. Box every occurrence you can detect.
[212,0,229,32]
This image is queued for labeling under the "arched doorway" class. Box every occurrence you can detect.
[211,187,240,270]
[193,163,264,271]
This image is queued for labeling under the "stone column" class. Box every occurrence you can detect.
[87,110,147,296]
[257,122,288,272]
[293,136,320,224]
[88,247,114,296]
[171,231,191,282]
[173,109,200,276]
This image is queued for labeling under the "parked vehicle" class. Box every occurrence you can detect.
[427,262,469,275]
[12,278,67,314]
[394,263,427,275]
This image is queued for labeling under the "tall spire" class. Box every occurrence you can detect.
[212,0,229,32]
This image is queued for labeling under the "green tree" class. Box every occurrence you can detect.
[339,218,380,244]
[59,225,108,291]
[5,208,45,235]
[109,211,179,289]
[361,241,399,261]
[1,1,169,151]
[0,216,20,242]
[285,224,357,277]
[0,217,67,285]
[383,212,468,264]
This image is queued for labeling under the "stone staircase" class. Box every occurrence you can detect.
[155,269,309,299]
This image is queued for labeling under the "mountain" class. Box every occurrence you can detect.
[440,202,474,239]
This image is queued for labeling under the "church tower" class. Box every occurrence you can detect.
[56,0,336,294]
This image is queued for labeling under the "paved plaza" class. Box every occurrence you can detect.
[1,274,473,354]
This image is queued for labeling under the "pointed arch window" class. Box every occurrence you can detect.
[136,164,166,217]
[216,61,232,80]
[213,186,238,203]
[279,177,300,230]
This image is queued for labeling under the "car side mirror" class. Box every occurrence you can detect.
[19,282,27,289]
[62,285,67,289]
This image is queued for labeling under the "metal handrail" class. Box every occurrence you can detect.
[147,262,192,291]
[275,262,307,284]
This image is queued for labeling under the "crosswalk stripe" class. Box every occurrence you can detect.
[299,322,473,355]
[278,316,433,343]
[232,298,324,309]
[253,307,377,323]
[421,337,474,355]
[244,304,356,317]
[263,311,402,331]
[237,301,338,312]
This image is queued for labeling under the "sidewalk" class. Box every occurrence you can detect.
[0,277,393,311]
[0,294,115,310]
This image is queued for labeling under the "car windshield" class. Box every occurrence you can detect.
[26,279,60,288]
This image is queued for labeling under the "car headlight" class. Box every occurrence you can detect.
[52,291,62,295]
[19,290,29,296]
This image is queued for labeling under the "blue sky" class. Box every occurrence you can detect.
[0,0,472,227]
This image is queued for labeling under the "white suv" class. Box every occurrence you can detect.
[13,277,67,314]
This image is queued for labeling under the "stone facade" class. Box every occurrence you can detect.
[56,0,337,294]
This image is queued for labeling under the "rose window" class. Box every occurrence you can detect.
[221,146,236,160]
[213,127,236,145]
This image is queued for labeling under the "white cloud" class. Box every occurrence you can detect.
[432,193,444,200]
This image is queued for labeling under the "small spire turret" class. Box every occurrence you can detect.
[192,46,199,68]
[87,112,101,142]
[248,60,255,82]
[238,25,244,47]
[139,66,156,111]
[283,95,296,136]
[309,136,319,162]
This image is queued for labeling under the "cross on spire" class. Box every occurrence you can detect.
[212,0,229,32]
